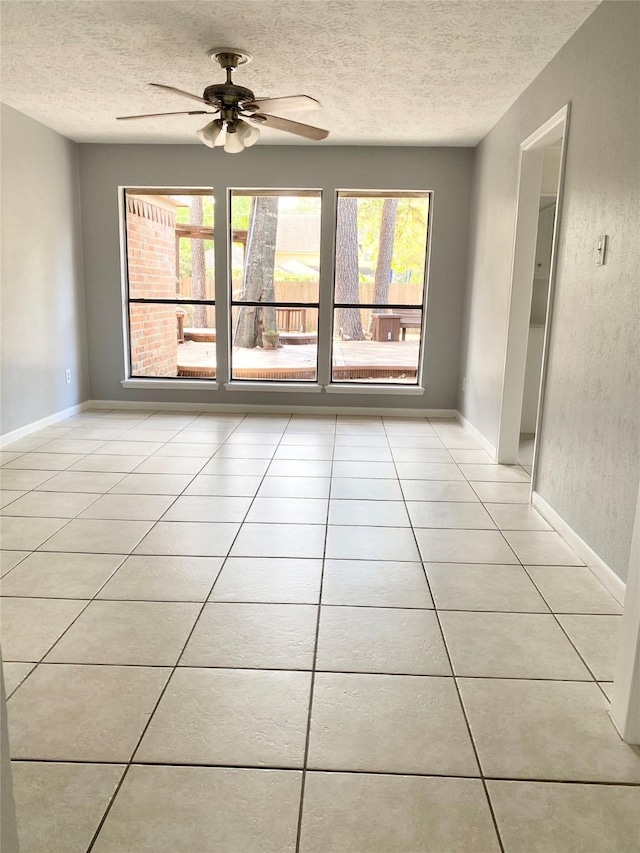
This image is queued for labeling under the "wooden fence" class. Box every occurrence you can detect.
[178,277,424,334]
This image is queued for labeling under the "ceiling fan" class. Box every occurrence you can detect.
[117,48,329,153]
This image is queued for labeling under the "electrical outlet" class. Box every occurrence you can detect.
[65,369,71,384]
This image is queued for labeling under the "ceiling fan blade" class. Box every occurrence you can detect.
[149,83,216,106]
[117,110,217,121]
[250,113,329,141]
[243,95,321,113]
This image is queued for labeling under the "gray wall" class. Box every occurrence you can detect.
[1,104,89,434]
[78,144,473,411]
[459,1,640,580]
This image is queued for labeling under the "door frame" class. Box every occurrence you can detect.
[496,104,570,486]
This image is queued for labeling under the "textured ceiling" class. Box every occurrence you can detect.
[0,0,599,145]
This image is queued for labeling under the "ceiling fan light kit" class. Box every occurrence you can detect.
[116,47,329,152]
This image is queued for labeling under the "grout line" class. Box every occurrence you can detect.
[294,420,335,853]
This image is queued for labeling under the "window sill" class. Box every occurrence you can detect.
[121,379,219,390]
[325,384,426,395]
[224,382,322,393]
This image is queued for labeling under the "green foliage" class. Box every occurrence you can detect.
[355,197,429,282]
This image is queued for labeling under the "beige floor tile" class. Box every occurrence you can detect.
[180,603,317,669]
[45,600,200,665]
[322,559,432,608]
[2,662,35,696]
[36,471,125,493]
[0,451,25,465]
[92,765,301,853]
[416,528,518,564]
[133,456,209,475]
[599,682,613,700]
[448,448,495,464]
[487,780,640,853]
[1,597,87,661]
[396,462,465,481]
[199,458,271,477]
[274,445,333,461]
[308,673,478,775]
[390,447,452,463]
[386,435,445,449]
[95,441,163,456]
[458,678,640,782]
[504,531,583,565]
[64,427,126,440]
[0,550,29,576]
[184,474,263,496]
[316,606,450,675]
[557,614,621,680]
[1,437,50,452]
[440,612,590,679]
[267,460,334,478]
[3,452,85,470]
[1,552,123,598]
[329,478,403,500]
[68,454,147,473]
[214,444,277,459]
[135,521,240,557]
[526,565,622,614]
[485,503,552,530]
[78,493,176,521]
[0,491,25,509]
[425,563,549,612]
[407,501,496,529]
[37,439,107,454]
[460,464,530,483]
[210,557,323,604]
[332,461,397,480]
[400,480,480,501]
[160,495,251,523]
[8,663,170,761]
[328,499,409,527]
[0,491,99,518]
[326,526,419,561]
[40,518,153,554]
[0,470,58,490]
[333,446,394,462]
[135,668,310,767]
[154,442,220,457]
[118,429,179,443]
[12,761,125,853]
[97,555,223,601]
[334,434,391,447]
[0,516,68,550]
[257,477,331,499]
[109,473,194,495]
[231,523,326,558]
[246,497,328,525]
[471,482,531,503]
[300,772,500,853]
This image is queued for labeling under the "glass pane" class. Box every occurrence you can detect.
[334,193,429,309]
[230,306,318,381]
[331,309,422,384]
[130,303,216,378]
[126,191,214,300]
[230,191,321,304]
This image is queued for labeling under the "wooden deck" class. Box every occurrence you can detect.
[176,339,420,382]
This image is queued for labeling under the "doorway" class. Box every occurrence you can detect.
[497,105,569,488]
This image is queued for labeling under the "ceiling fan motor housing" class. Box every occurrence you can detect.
[203,83,256,108]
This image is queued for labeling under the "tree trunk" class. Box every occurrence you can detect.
[190,196,208,328]
[335,196,364,341]
[369,198,398,333]
[234,196,279,348]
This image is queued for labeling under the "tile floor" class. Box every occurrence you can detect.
[1,409,638,853]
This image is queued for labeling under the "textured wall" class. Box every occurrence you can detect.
[459,2,640,580]
[78,144,473,411]
[0,104,89,434]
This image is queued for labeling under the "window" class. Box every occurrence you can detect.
[229,190,321,382]
[124,189,215,379]
[331,191,430,384]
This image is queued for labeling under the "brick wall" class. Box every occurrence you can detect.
[126,195,178,376]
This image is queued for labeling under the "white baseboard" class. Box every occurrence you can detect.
[0,401,91,448]
[89,400,457,418]
[532,491,626,604]
[455,412,497,459]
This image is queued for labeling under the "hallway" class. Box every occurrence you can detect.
[1,410,638,851]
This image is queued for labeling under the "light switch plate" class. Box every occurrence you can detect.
[596,234,607,266]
